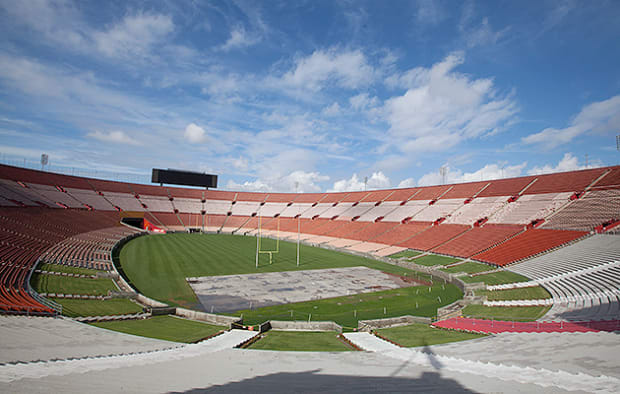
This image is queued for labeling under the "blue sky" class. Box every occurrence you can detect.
[0,0,619,192]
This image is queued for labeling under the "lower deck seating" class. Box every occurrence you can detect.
[371,221,431,245]
[432,224,523,258]
[398,224,469,251]
[473,229,588,266]
[0,207,121,314]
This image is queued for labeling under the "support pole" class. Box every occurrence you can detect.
[296,215,300,267]
[255,216,260,269]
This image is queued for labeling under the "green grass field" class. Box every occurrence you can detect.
[412,254,461,267]
[388,250,422,259]
[459,270,530,285]
[91,316,224,343]
[377,323,486,347]
[52,298,144,317]
[440,261,497,274]
[37,263,100,275]
[31,274,117,296]
[120,233,456,309]
[248,331,352,351]
[232,281,461,329]
[477,286,551,301]
[462,305,550,321]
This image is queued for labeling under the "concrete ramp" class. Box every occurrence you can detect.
[0,329,259,384]
[343,332,400,352]
[202,329,258,351]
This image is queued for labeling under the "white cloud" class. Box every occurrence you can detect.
[418,162,527,186]
[329,171,391,192]
[349,93,379,111]
[183,123,208,143]
[93,13,174,59]
[397,177,416,188]
[322,102,342,117]
[87,130,141,146]
[414,0,445,26]
[383,52,517,153]
[522,95,620,149]
[226,170,329,193]
[281,48,375,91]
[219,26,260,51]
[527,153,602,175]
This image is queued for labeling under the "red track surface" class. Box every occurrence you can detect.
[433,317,620,333]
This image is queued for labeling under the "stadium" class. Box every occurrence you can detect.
[2,1,620,392]
[0,162,619,392]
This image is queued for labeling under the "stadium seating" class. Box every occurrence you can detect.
[523,167,607,194]
[541,190,620,231]
[432,224,523,258]
[381,200,429,222]
[398,223,469,251]
[371,221,432,245]
[472,229,589,266]
[444,196,508,225]
[410,198,464,222]
[488,192,572,224]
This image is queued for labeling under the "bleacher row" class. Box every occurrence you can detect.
[40,226,141,270]
[0,163,619,314]
[0,207,123,314]
[502,235,620,321]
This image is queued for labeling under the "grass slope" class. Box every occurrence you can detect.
[388,250,422,259]
[31,275,117,296]
[53,298,143,317]
[440,261,497,274]
[232,281,461,329]
[478,286,551,301]
[120,233,450,308]
[462,305,550,321]
[91,315,223,343]
[459,270,530,285]
[412,255,461,267]
[248,331,351,351]
[37,263,100,275]
[377,323,486,347]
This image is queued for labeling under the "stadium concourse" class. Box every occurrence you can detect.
[0,163,620,392]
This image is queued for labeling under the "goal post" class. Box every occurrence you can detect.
[255,212,280,268]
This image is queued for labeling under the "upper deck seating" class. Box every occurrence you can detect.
[411,199,464,222]
[542,190,620,231]
[204,200,232,215]
[476,176,536,197]
[488,192,572,224]
[101,192,145,212]
[230,201,260,216]
[318,203,355,219]
[356,201,401,222]
[381,200,430,222]
[444,196,508,225]
[65,188,113,210]
[172,198,202,213]
[300,203,332,219]
[139,196,174,212]
[255,203,287,218]
[336,202,375,221]
[523,167,607,194]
